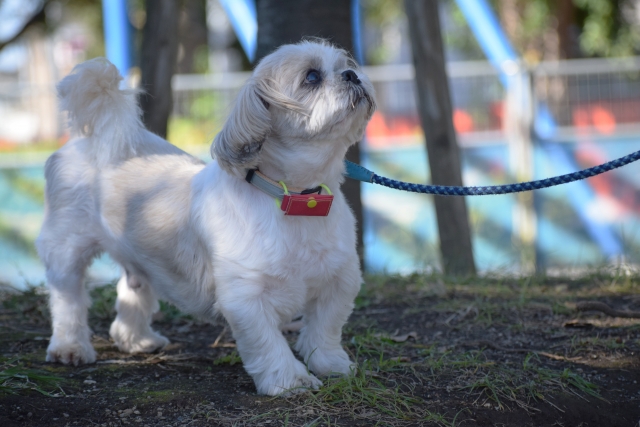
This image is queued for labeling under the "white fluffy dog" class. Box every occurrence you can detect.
[36,40,376,396]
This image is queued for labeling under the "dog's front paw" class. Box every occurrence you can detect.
[306,348,355,377]
[46,336,96,366]
[109,320,169,354]
[255,361,323,396]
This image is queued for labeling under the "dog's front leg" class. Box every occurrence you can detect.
[217,282,322,396]
[294,263,361,377]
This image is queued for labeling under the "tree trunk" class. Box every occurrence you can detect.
[555,0,579,59]
[255,0,364,262]
[139,0,179,138]
[177,0,208,74]
[405,0,476,275]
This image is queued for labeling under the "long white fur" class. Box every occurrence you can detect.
[56,57,144,168]
[37,40,376,396]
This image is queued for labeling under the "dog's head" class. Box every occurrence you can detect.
[212,40,376,177]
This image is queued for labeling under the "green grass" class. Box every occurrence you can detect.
[341,328,604,417]
[299,363,426,423]
[0,359,65,397]
[157,300,194,323]
[89,284,117,321]
[214,351,242,366]
[0,286,49,322]
[568,335,627,356]
[461,354,601,412]
[356,270,640,341]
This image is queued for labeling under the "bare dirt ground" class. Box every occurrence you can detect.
[1,271,640,426]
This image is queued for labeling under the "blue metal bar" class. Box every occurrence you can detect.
[454,0,517,86]
[102,0,131,77]
[218,0,257,62]
[351,0,364,64]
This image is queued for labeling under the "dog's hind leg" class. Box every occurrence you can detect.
[40,237,99,366]
[109,271,169,354]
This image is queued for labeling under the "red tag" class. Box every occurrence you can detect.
[281,194,334,216]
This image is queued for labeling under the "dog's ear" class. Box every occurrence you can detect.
[212,77,306,175]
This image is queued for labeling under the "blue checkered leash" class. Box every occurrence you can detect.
[344,149,640,195]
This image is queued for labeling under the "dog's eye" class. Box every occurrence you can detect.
[305,70,322,84]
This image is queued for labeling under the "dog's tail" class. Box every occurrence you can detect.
[57,58,144,167]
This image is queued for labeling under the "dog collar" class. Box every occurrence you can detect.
[245,169,321,200]
[245,169,334,216]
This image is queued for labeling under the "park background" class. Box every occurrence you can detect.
[1,0,640,288]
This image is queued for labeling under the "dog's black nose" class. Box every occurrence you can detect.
[342,69,361,85]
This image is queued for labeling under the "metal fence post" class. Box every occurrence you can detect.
[505,61,537,273]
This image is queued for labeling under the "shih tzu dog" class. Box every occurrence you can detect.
[36,40,376,395]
